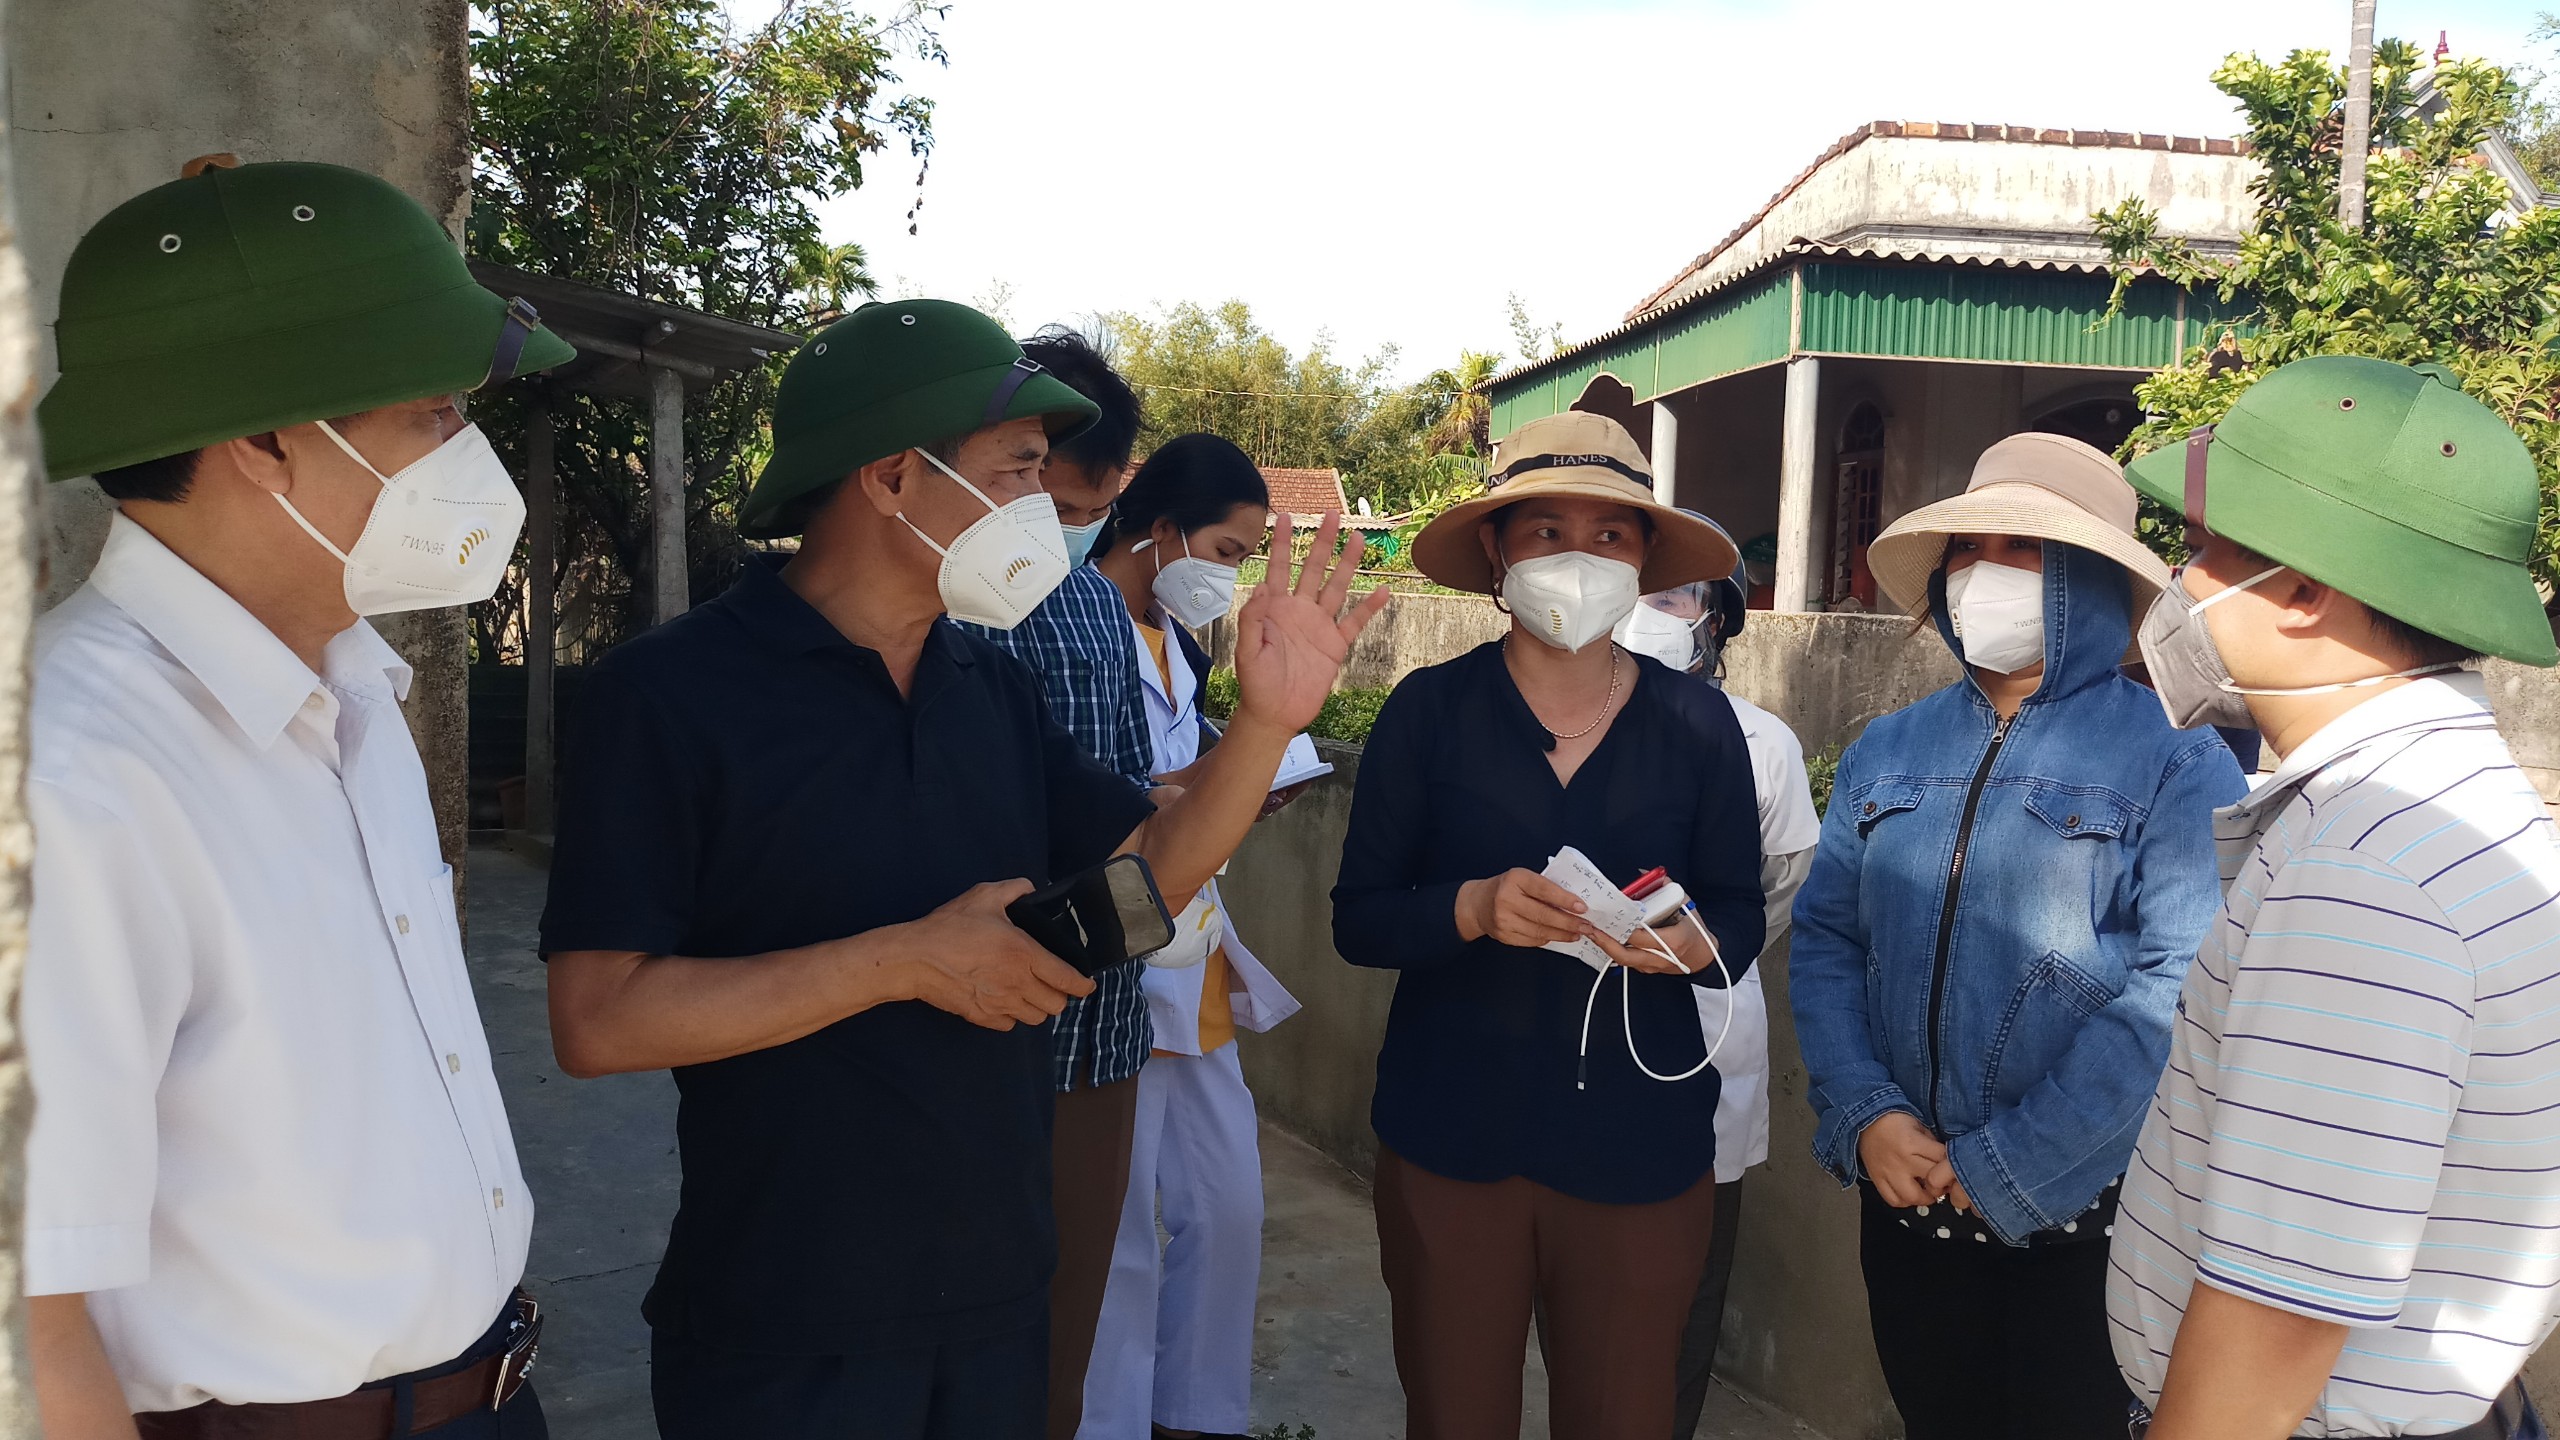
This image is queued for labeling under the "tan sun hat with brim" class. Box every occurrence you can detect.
[1412,410,1740,594]
[1867,430,2172,622]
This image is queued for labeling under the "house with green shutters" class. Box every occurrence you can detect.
[1486,119,2266,613]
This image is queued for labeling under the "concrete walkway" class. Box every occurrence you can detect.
[465,842,1822,1440]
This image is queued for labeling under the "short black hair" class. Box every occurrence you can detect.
[93,447,203,503]
[1021,327,1141,474]
[1095,433,1268,559]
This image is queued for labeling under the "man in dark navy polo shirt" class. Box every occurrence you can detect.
[539,299,1388,1440]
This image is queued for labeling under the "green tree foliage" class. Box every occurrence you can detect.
[2096,44,2560,587]
[2516,16,2560,193]
[1102,302,1496,523]
[467,0,942,658]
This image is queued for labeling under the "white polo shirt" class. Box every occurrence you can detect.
[2108,673,2560,1435]
[24,515,532,1413]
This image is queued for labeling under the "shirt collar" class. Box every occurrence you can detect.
[2235,670,2499,817]
[725,553,977,669]
[87,513,409,748]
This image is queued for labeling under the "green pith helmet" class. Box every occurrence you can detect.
[37,158,575,481]
[738,299,1101,539]
[2126,355,2557,667]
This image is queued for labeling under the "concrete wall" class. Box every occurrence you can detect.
[1652,131,2258,312]
[6,0,477,887]
[2483,659,2560,801]
[0,0,49,1419]
[1222,605,1962,1439]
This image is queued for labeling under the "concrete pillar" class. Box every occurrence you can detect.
[0,0,46,1413]
[649,365,687,625]
[1648,398,1680,507]
[1773,355,1822,614]
[523,395,555,836]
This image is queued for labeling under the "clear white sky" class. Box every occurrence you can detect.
[737,0,2546,381]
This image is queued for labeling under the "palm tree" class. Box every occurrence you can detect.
[1424,350,1501,457]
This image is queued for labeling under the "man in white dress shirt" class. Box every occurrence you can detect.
[22,157,573,1439]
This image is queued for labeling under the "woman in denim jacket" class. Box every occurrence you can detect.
[1789,433,2244,1440]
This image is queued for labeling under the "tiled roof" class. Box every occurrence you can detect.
[1261,466,1391,528]
[1263,466,1347,517]
[1625,120,2249,319]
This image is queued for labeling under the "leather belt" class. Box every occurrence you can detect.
[136,1293,541,1440]
[2132,1380,2534,1440]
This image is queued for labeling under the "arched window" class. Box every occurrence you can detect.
[1829,403,1886,609]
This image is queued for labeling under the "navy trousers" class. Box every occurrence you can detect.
[652,1324,1046,1440]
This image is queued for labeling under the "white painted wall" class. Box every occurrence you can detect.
[1647,132,2257,315]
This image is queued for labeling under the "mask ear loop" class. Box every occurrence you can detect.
[273,419,396,565]
[1573,904,1731,1089]
[900,446,1008,557]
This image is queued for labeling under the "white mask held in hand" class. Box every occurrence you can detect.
[902,447,1071,630]
[1944,559,2046,674]
[1613,603,1701,671]
[1503,550,1641,653]
[1136,533,1239,629]
[282,421,526,617]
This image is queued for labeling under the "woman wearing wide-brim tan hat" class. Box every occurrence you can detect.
[1784,429,2247,1440]
[1865,430,2172,625]
[1410,409,1740,597]
[1335,409,1767,1440]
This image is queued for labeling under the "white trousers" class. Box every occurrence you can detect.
[1079,1042,1264,1438]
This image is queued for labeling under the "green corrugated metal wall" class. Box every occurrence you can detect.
[1487,261,2252,430]
[1800,264,2181,367]
[1486,274,1795,436]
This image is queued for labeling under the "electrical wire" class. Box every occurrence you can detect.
[1576,904,1731,1089]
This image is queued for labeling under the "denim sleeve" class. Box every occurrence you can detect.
[1330,679,1471,971]
[1947,736,2245,1242]
[1787,740,1919,1188]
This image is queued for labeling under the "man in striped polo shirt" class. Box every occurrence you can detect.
[2109,356,2560,1440]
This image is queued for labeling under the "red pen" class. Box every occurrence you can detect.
[1622,866,1669,900]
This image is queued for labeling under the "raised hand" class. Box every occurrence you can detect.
[1232,512,1393,735]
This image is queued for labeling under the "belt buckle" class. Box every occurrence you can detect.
[491,1293,543,1411]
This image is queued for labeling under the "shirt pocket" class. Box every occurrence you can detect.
[1843,777,1926,838]
[2020,782,2137,922]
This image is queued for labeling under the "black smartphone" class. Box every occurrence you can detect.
[1004,853,1177,976]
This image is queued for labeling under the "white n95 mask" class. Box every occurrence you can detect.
[284,420,526,617]
[1944,559,2046,674]
[1614,603,1701,671]
[1503,550,1641,653]
[904,447,1071,629]
[1135,534,1240,630]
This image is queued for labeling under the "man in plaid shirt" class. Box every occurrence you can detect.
[956,327,1155,1440]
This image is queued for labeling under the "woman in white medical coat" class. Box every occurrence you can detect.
[1613,557,1820,1439]
[1083,434,1302,1440]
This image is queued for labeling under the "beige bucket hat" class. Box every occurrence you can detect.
[1412,410,1741,594]
[1867,430,2171,618]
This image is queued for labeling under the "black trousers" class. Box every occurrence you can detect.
[651,1324,1045,1440]
[1859,1190,2129,1440]
[1670,1179,1744,1440]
